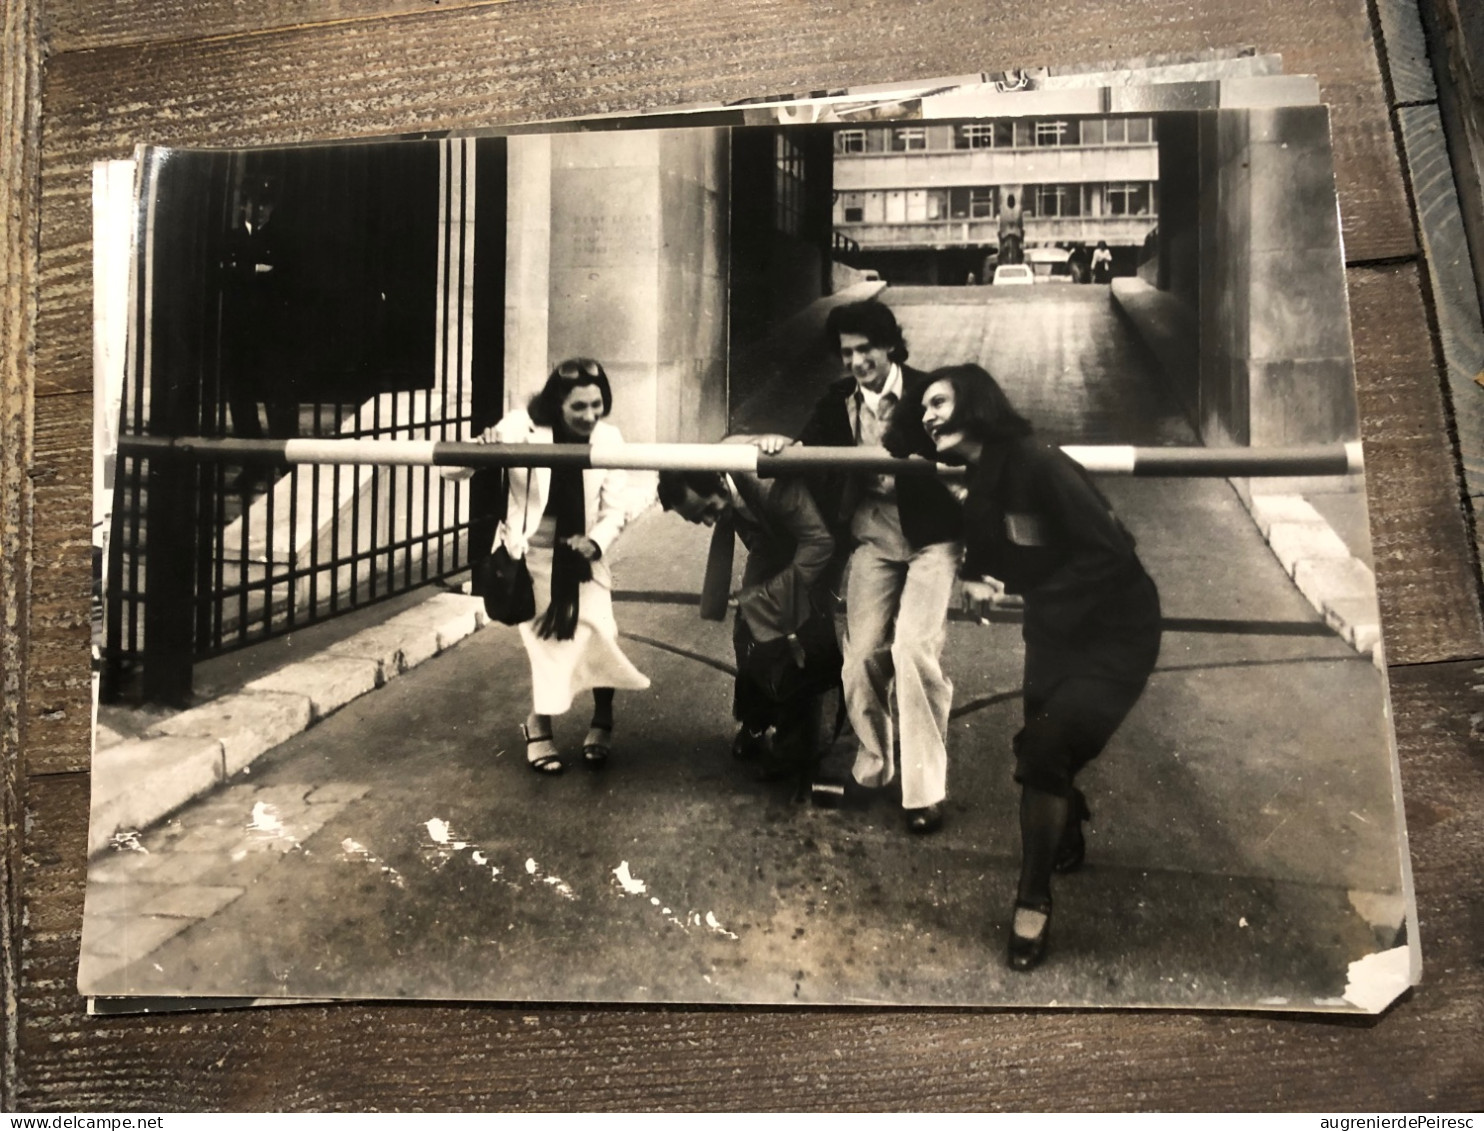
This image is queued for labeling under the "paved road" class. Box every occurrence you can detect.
[734,283,1195,447]
[82,286,1408,1012]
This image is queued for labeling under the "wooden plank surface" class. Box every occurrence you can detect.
[1,0,43,1112]
[7,0,1484,1112]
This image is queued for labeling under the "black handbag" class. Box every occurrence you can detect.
[475,469,535,626]
[476,545,535,625]
[737,604,843,705]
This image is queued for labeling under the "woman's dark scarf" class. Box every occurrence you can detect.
[536,422,593,640]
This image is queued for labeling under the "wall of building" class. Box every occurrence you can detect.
[1196,107,1357,448]
[832,117,1160,260]
[505,128,729,444]
[834,144,1157,192]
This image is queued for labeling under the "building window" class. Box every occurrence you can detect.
[840,191,865,223]
[1080,118,1104,146]
[1035,120,1071,146]
[838,129,867,154]
[774,133,806,235]
[995,120,1017,148]
[926,189,949,220]
[950,186,997,217]
[1029,184,1081,217]
[958,123,996,149]
[892,127,928,151]
[1106,181,1153,215]
[1104,117,1127,145]
[1128,117,1153,144]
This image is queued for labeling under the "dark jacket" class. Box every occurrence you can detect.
[699,471,835,642]
[959,435,1161,692]
[796,367,962,551]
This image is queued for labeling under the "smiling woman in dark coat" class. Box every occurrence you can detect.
[885,363,1162,972]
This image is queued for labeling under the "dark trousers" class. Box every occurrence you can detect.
[733,615,825,786]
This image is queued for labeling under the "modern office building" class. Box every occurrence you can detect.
[831,117,1160,283]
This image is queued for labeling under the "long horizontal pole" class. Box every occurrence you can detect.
[116,435,1365,477]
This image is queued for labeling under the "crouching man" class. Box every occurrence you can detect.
[658,459,838,796]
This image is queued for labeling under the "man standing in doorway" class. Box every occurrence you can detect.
[767,299,963,833]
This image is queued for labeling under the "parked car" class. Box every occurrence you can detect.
[992,264,1035,286]
[1026,245,1076,283]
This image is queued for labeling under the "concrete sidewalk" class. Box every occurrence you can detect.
[1111,276,1381,664]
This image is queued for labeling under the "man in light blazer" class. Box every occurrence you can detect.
[760,300,964,833]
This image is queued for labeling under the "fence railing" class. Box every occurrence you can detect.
[103,397,485,707]
[105,435,1363,706]
[118,435,1366,477]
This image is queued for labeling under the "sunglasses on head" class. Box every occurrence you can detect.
[557,359,603,379]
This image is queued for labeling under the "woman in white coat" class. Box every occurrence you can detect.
[478,358,651,773]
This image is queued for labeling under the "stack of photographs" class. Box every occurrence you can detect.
[82,49,1418,1015]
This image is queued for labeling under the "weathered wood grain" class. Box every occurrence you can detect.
[1348,263,1484,661]
[1376,0,1439,105]
[14,661,1482,1111]
[23,389,92,780]
[12,0,1484,1112]
[1,0,43,1110]
[1397,105,1484,509]
[27,0,1416,399]
[41,0,510,53]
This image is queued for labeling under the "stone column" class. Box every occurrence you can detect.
[1199,106,1358,449]
[506,128,729,443]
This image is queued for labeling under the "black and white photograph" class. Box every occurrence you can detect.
[80,93,1417,1012]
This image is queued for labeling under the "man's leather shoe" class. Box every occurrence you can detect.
[731,726,768,761]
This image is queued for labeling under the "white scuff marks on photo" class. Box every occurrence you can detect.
[246,801,301,850]
[612,860,647,895]
[421,817,467,869]
[110,830,149,854]
[339,837,405,888]
[423,819,514,886]
[611,863,739,940]
[704,911,739,940]
[1343,946,1415,1014]
[523,856,577,901]
[248,801,286,835]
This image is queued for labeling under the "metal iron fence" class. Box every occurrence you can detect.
[101,138,500,706]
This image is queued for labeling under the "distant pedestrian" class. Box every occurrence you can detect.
[890,363,1161,971]
[466,358,651,773]
[658,452,837,795]
[1091,240,1113,284]
[219,173,300,490]
[998,193,1025,266]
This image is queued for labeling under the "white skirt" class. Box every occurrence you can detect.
[518,516,650,716]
